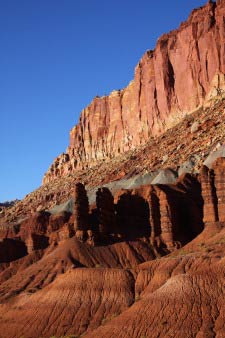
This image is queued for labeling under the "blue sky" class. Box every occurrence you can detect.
[0,0,207,201]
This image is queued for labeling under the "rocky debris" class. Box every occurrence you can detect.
[162,154,168,163]
[0,199,19,214]
[190,121,200,133]
[43,0,225,184]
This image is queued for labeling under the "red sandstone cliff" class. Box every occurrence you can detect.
[43,0,225,184]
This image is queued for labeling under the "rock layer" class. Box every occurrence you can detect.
[200,157,225,225]
[0,171,205,262]
[43,0,225,184]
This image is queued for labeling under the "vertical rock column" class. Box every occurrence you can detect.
[96,187,115,237]
[200,165,218,223]
[148,186,161,247]
[212,158,225,222]
[155,188,175,250]
[73,183,89,241]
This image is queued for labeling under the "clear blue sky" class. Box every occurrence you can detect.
[0,0,207,201]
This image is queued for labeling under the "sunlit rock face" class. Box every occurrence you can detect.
[43,1,225,184]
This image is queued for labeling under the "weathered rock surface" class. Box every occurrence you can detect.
[0,163,211,261]
[43,0,225,184]
[1,99,225,226]
[1,2,225,338]
[1,223,225,338]
[0,159,224,338]
[200,157,225,225]
[85,258,225,338]
[0,263,135,338]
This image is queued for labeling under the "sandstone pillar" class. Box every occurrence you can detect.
[148,186,161,245]
[212,158,225,222]
[200,165,218,223]
[156,188,175,250]
[96,187,115,235]
[73,183,89,241]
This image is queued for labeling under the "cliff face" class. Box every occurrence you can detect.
[43,0,225,184]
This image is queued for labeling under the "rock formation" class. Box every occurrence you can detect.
[200,165,219,223]
[200,157,225,225]
[73,183,89,241]
[154,188,177,250]
[43,0,225,184]
[213,157,225,222]
[26,234,49,254]
[148,187,161,247]
[96,187,115,236]
[48,211,70,232]
[1,2,225,337]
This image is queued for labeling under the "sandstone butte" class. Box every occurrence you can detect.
[1,1,225,338]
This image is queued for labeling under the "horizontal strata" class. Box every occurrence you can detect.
[1,99,225,225]
[43,0,225,184]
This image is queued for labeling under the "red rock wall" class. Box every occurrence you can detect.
[212,157,225,222]
[200,165,219,223]
[43,1,225,184]
[200,157,225,225]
